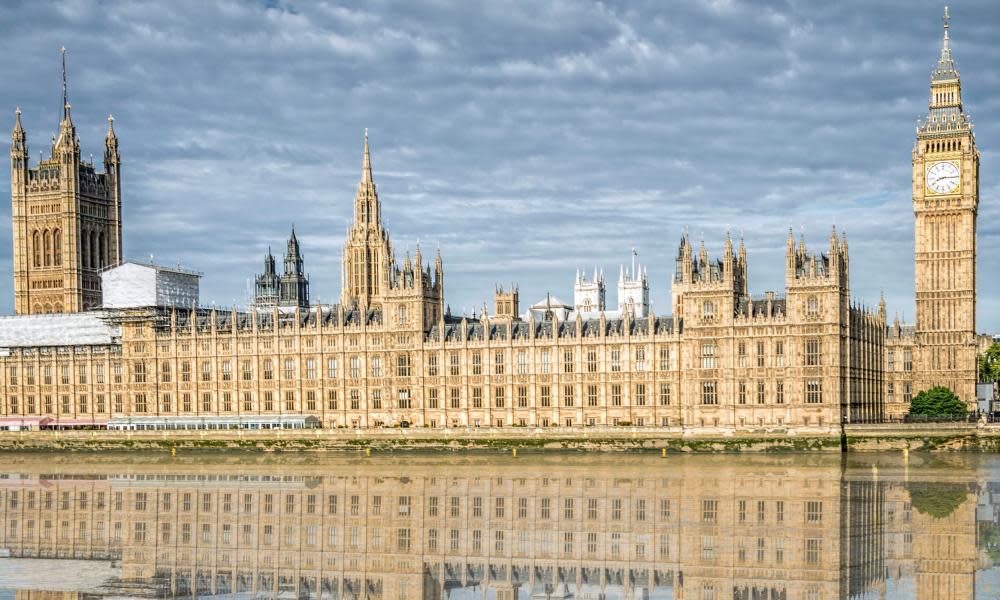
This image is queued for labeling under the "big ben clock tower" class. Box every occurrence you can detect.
[913,7,979,404]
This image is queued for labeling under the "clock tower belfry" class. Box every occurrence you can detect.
[912,7,979,404]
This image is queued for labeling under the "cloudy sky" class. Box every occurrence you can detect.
[0,0,998,329]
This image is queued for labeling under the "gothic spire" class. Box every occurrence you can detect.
[284,226,304,277]
[54,47,77,151]
[104,115,119,166]
[60,47,72,123]
[362,128,373,185]
[287,225,300,257]
[264,246,276,274]
[11,107,26,164]
[932,7,959,82]
[11,107,25,148]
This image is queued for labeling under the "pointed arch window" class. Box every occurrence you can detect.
[53,229,61,266]
[98,233,106,269]
[32,231,41,268]
[43,230,52,267]
[82,230,90,269]
[91,231,98,270]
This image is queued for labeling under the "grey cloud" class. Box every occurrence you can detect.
[0,0,997,329]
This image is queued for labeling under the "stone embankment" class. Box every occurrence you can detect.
[0,426,841,453]
[1,423,997,452]
[844,422,1000,451]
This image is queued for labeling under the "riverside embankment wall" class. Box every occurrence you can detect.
[0,426,841,453]
[2,424,999,452]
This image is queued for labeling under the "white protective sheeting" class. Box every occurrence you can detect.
[0,311,119,348]
[102,261,200,308]
[0,558,120,591]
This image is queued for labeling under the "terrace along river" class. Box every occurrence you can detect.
[0,452,997,599]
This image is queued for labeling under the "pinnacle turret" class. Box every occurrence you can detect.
[11,108,26,154]
[12,107,23,136]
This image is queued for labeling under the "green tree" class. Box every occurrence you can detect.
[980,342,1000,382]
[907,481,971,519]
[908,386,968,418]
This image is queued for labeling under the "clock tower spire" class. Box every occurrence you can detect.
[912,6,979,405]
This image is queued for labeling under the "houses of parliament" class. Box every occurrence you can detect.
[0,10,983,432]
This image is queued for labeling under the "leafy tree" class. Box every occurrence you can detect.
[907,481,971,519]
[980,342,1000,382]
[908,386,967,418]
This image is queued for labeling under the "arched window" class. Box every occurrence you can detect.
[32,231,41,268]
[98,232,106,269]
[54,303,62,313]
[43,230,51,267]
[807,296,820,317]
[91,231,99,270]
[52,229,61,266]
[81,230,89,270]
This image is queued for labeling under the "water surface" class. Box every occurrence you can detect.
[0,451,998,599]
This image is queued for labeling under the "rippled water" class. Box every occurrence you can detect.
[0,451,998,599]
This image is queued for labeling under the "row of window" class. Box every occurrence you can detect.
[2,518,711,563]
[886,349,914,372]
[5,346,678,387]
[700,339,826,369]
[5,377,839,416]
[4,340,845,389]
[701,380,822,405]
[3,382,677,416]
[6,491,825,527]
[7,363,122,386]
[701,296,823,320]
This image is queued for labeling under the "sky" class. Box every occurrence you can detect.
[0,0,998,330]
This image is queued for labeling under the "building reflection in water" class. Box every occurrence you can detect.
[0,454,984,600]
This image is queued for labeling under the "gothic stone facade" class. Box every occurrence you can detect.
[0,139,883,431]
[10,52,122,315]
[0,12,981,430]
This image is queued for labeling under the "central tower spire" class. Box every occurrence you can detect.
[362,128,373,184]
[341,130,392,307]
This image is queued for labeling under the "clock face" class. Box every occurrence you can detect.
[926,161,960,194]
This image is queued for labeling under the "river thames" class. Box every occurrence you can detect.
[0,452,998,599]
